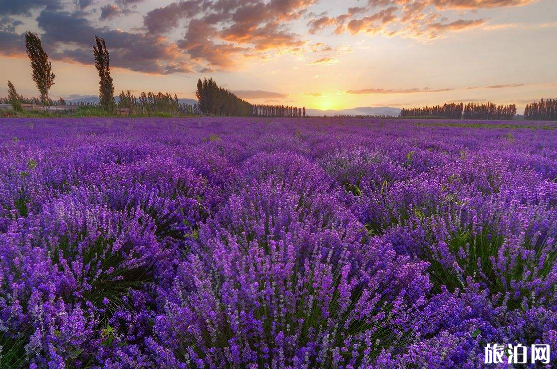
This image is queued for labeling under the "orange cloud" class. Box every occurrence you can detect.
[234,90,288,99]
[308,57,339,65]
[309,0,537,40]
[346,7,398,34]
[348,83,532,95]
[346,87,453,94]
[426,18,486,34]
[0,0,544,76]
[430,0,537,10]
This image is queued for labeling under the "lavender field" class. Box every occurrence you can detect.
[1,117,556,368]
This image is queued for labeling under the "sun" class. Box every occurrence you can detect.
[318,98,336,111]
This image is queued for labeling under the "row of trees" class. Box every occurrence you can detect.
[196,78,253,116]
[524,98,557,120]
[252,105,305,117]
[400,103,463,119]
[462,102,516,120]
[196,78,306,118]
[400,102,517,120]
[118,91,200,115]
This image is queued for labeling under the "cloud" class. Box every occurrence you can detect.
[0,0,544,78]
[99,5,131,21]
[233,90,288,99]
[466,83,526,90]
[308,6,400,36]
[0,31,24,56]
[483,21,557,31]
[143,0,201,35]
[198,67,215,73]
[348,83,530,95]
[0,0,62,16]
[346,7,398,34]
[309,0,536,39]
[308,16,337,34]
[117,0,146,6]
[308,57,339,65]
[309,42,333,52]
[177,19,246,69]
[0,17,23,33]
[34,10,193,75]
[426,18,486,33]
[485,83,525,89]
[76,0,93,9]
[430,0,536,10]
[220,21,305,51]
[144,0,316,69]
[346,87,453,94]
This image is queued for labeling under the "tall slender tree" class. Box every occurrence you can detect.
[25,32,55,107]
[93,36,115,111]
[7,81,22,111]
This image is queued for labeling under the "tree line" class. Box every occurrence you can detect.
[118,91,199,115]
[524,98,557,120]
[400,102,517,120]
[400,103,463,119]
[196,78,252,117]
[196,78,305,117]
[462,102,516,120]
[252,104,305,118]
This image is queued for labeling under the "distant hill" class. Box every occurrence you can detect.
[65,95,198,105]
[65,95,99,104]
[306,106,401,117]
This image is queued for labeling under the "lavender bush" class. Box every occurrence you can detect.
[0,117,556,368]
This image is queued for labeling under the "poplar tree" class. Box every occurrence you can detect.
[7,80,22,111]
[93,36,115,111]
[25,32,55,106]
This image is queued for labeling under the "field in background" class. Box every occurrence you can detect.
[0,117,556,367]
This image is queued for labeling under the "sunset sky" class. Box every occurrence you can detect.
[0,0,556,112]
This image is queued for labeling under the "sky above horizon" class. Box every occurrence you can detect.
[0,0,556,112]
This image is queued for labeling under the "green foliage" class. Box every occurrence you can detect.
[0,331,29,369]
[406,151,415,166]
[50,234,152,307]
[74,106,114,117]
[27,159,38,170]
[202,134,221,142]
[343,182,361,196]
[425,224,557,309]
[13,198,28,217]
[426,228,503,294]
[101,324,116,347]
